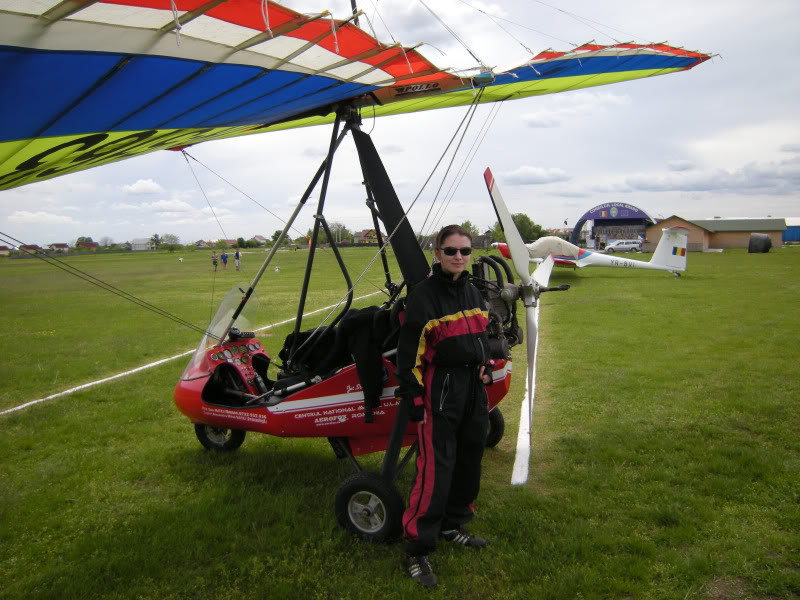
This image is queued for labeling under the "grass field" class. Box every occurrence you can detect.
[1,247,798,599]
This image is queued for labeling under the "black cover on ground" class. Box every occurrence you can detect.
[748,233,772,253]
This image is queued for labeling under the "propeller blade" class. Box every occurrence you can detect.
[532,254,555,289]
[525,304,538,430]
[484,168,531,285]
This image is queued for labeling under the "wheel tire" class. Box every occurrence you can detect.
[194,424,246,451]
[335,472,404,542]
[606,248,614,253]
[485,407,505,448]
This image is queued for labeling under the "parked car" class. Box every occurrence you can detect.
[604,239,641,253]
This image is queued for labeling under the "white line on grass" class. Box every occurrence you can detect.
[0,291,384,417]
[511,305,540,486]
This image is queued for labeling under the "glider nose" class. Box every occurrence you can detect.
[494,243,511,259]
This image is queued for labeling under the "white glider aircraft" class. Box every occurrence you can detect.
[487,182,689,276]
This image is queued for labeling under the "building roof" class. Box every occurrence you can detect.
[49,243,69,248]
[130,238,152,244]
[651,216,787,233]
[0,246,10,251]
[688,218,786,232]
[785,217,800,227]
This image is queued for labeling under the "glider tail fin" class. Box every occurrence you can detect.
[650,227,689,272]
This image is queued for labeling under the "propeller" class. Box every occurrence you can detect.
[484,168,557,485]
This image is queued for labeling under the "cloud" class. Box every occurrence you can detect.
[142,199,194,212]
[380,144,404,154]
[499,165,571,184]
[8,211,79,225]
[667,160,696,172]
[122,179,164,194]
[616,155,800,196]
[780,143,800,153]
[521,91,631,128]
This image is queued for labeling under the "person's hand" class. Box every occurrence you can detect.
[408,399,425,422]
[397,390,425,422]
[479,360,494,385]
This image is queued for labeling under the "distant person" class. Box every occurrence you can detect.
[234,249,241,271]
[211,252,218,271]
[221,251,228,269]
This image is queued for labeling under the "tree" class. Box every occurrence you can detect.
[99,236,113,247]
[150,233,161,246]
[460,220,479,237]
[161,233,179,245]
[492,214,543,243]
[76,236,93,244]
[271,230,284,243]
[236,237,246,248]
[328,222,352,245]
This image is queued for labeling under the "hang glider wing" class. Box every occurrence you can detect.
[0,1,710,191]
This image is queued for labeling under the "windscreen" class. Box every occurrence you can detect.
[180,286,260,379]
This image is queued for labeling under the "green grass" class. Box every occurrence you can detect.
[1,247,799,599]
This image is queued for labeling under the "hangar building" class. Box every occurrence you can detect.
[644,216,786,251]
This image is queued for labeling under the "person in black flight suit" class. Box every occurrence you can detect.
[395,224,494,589]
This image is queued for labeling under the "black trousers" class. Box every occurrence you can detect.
[402,365,489,556]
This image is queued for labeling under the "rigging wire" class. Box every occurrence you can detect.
[426,100,505,241]
[182,151,229,242]
[291,93,486,356]
[454,0,536,56]
[0,232,218,340]
[530,0,642,45]
[454,0,575,48]
[417,0,485,67]
[418,87,484,236]
[182,151,309,241]
[423,102,497,242]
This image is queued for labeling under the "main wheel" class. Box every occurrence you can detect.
[335,472,404,542]
[194,424,246,451]
[606,248,614,253]
[485,407,505,448]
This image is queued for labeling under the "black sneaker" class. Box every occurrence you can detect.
[440,528,488,548]
[406,554,437,588]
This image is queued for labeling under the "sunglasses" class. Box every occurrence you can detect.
[441,246,472,256]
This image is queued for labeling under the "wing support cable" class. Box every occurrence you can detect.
[0,232,217,340]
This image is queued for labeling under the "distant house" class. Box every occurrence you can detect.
[357,229,386,244]
[195,239,209,248]
[251,235,268,245]
[77,241,98,251]
[48,243,69,252]
[20,244,42,254]
[0,245,10,256]
[644,216,786,251]
[130,238,155,251]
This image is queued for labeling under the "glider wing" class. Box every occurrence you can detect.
[0,1,710,190]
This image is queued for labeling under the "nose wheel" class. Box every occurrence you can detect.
[335,472,403,542]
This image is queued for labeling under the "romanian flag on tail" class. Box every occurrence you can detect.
[672,247,686,256]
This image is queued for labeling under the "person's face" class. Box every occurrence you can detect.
[434,233,472,278]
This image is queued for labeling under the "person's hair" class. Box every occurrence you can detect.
[435,224,472,249]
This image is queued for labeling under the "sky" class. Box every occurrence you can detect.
[2,0,799,247]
